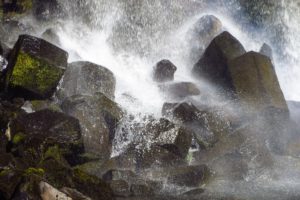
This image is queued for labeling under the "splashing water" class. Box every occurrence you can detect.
[15,0,300,198]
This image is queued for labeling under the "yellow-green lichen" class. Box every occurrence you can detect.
[73,168,98,184]
[10,51,64,96]
[24,167,45,177]
[43,145,63,162]
[12,132,26,144]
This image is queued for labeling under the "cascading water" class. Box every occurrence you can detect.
[9,0,300,199]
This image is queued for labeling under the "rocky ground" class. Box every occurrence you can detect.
[0,1,300,200]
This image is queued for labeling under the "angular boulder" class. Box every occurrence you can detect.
[0,41,11,59]
[61,93,123,160]
[33,0,65,21]
[162,102,232,148]
[124,117,192,158]
[8,109,84,166]
[159,82,200,99]
[153,59,177,82]
[228,51,288,112]
[0,98,25,132]
[58,61,116,100]
[260,43,273,60]
[187,15,223,63]
[192,31,246,90]
[109,180,131,197]
[41,28,61,46]
[5,34,68,99]
[149,165,210,187]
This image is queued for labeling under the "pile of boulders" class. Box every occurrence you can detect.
[0,11,298,200]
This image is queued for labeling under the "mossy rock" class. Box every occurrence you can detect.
[5,34,68,99]
[8,109,84,166]
[72,168,114,200]
[30,100,62,112]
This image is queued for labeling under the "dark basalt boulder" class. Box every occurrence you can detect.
[41,28,60,46]
[8,109,84,166]
[61,93,123,160]
[109,180,131,197]
[162,102,232,148]
[33,0,65,21]
[260,43,273,60]
[159,82,200,99]
[0,41,11,60]
[148,165,210,187]
[153,59,177,82]
[5,34,68,100]
[2,0,33,21]
[227,51,288,113]
[0,98,25,133]
[120,117,192,159]
[58,61,116,101]
[192,31,246,90]
[187,14,223,63]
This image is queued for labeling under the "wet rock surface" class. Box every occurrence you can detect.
[58,61,116,101]
[5,34,68,99]
[187,15,223,64]
[193,31,246,91]
[228,51,288,113]
[159,82,200,100]
[153,59,177,82]
[61,93,122,161]
[0,3,299,199]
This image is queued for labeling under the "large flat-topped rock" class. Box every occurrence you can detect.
[228,51,288,112]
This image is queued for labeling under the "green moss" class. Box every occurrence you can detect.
[20,0,33,11]
[31,100,62,112]
[23,167,45,177]
[0,168,11,177]
[10,51,64,96]
[12,132,26,144]
[73,168,98,184]
[43,145,63,162]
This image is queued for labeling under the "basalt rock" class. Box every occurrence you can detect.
[109,180,131,197]
[41,28,60,46]
[159,82,200,100]
[228,51,288,113]
[149,165,211,187]
[192,31,246,91]
[2,0,33,21]
[0,41,11,60]
[0,98,25,133]
[153,59,177,82]
[5,34,68,99]
[8,109,84,166]
[58,61,116,101]
[61,93,123,160]
[260,43,273,60]
[33,0,65,21]
[187,14,223,63]
[162,102,232,148]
